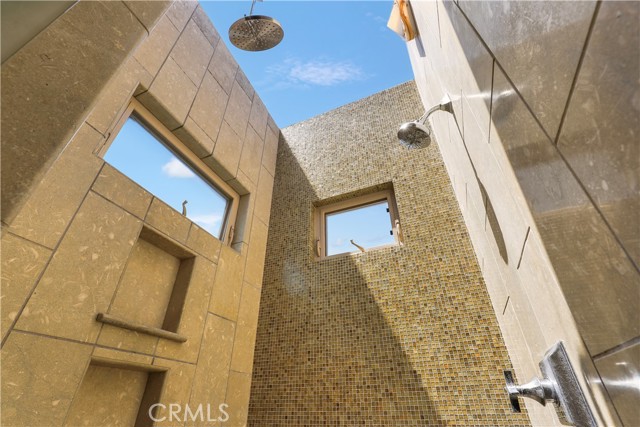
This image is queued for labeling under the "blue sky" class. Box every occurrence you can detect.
[201,1,414,127]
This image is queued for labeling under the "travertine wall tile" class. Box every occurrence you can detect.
[137,57,197,130]
[166,0,198,32]
[207,121,243,181]
[192,5,221,47]
[170,19,213,86]
[92,346,154,366]
[134,15,180,77]
[97,324,159,356]
[253,167,274,226]
[92,164,153,220]
[1,332,92,427]
[224,81,252,141]
[186,223,222,262]
[15,192,141,343]
[173,117,216,158]
[189,314,235,415]
[210,245,245,321]
[187,71,228,144]
[9,124,104,249]
[226,371,252,427]
[123,0,171,31]
[261,126,279,176]
[145,198,192,244]
[1,233,51,341]
[155,257,216,363]
[208,41,238,95]
[153,357,197,427]
[243,219,268,288]
[248,95,268,140]
[238,126,264,185]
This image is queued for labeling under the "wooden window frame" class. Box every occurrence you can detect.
[314,189,402,260]
[98,99,240,245]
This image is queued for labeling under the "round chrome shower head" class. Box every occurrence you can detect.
[397,121,431,149]
[229,15,284,51]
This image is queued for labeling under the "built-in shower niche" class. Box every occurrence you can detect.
[64,359,166,427]
[97,226,196,343]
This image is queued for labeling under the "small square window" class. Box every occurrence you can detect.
[314,188,403,259]
[99,100,239,244]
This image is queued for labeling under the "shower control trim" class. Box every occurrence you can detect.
[503,341,596,426]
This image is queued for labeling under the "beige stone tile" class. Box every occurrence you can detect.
[87,58,152,136]
[93,346,154,366]
[230,323,258,374]
[186,223,222,262]
[209,245,245,321]
[97,323,159,355]
[110,238,181,328]
[208,41,238,94]
[15,192,141,343]
[1,332,92,427]
[166,0,198,32]
[254,167,274,226]
[0,233,51,341]
[188,71,228,144]
[189,314,235,417]
[137,56,197,130]
[236,282,261,329]
[243,218,268,287]
[9,124,104,249]
[192,5,221,47]
[152,357,196,427]
[145,198,192,244]
[238,126,264,185]
[235,69,255,102]
[206,121,243,181]
[226,169,254,197]
[123,0,171,31]
[92,163,153,219]
[223,81,252,141]
[170,19,214,86]
[231,193,255,248]
[1,0,145,224]
[173,116,216,158]
[557,0,640,266]
[266,114,278,136]
[134,15,180,77]
[248,95,268,140]
[64,363,149,427]
[225,371,252,427]
[155,258,216,363]
[261,125,279,176]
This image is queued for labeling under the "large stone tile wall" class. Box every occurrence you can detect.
[248,81,531,426]
[407,1,638,425]
[1,1,277,426]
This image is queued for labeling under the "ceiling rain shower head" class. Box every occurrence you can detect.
[229,0,284,52]
[398,96,454,149]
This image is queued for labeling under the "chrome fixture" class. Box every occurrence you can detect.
[504,341,596,426]
[397,95,453,148]
[229,0,283,52]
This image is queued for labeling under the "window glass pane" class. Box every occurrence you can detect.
[104,117,229,239]
[325,200,394,256]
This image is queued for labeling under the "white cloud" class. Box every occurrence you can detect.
[190,214,223,234]
[162,157,195,178]
[264,58,366,89]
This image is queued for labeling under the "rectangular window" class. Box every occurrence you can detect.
[314,188,402,259]
[99,100,239,244]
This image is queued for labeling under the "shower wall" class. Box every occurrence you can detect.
[248,82,531,426]
[2,2,277,425]
[406,1,638,425]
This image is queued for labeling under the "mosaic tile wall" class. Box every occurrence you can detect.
[248,82,531,426]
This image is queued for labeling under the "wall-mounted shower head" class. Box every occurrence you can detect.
[398,96,453,148]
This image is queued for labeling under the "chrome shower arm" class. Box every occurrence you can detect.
[417,96,453,124]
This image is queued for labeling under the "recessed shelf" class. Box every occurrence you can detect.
[96,312,187,343]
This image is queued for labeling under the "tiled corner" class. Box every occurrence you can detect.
[254,167,274,226]
[152,357,197,427]
[224,80,253,141]
[243,219,268,288]
[192,5,221,48]
[187,71,228,145]
[235,69,255,103]
[134,15,180,77]
[173,117,216,159]
[123,0,171,31]
[207,121,244,181]
[261,126,279,176]
[238,125,264,185]
[209,245,245,321]
[208,41,239,95]
[186,223,222,262]
[165,0,198,32]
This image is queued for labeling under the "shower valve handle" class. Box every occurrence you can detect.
[503,370,556,413]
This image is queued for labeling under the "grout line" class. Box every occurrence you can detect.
[516,227,530,270]
[1,166,103,349]
[553,1,602,146]
[593,335,640,361]
[435,0,442,50]
[502,296,510,316]
[487,58,495,145]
